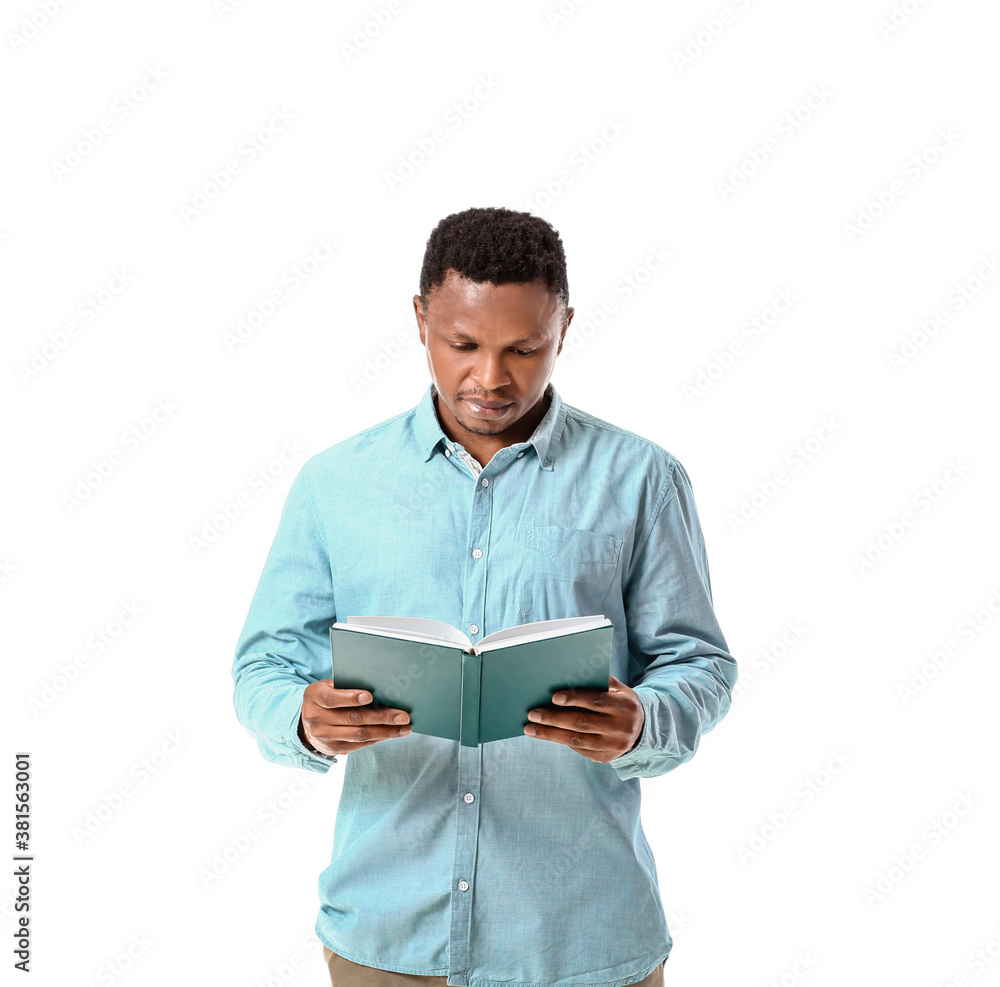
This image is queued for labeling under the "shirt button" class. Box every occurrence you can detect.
[458,880,470,892]
[481,478,489,487]
[517,452,523,458]
[469,624,479,635]
[472,548,483,559]
[445,449,452,457]
[463,792,475,804]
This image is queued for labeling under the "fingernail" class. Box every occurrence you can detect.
[553,693,565,704]
[394,713,408,723]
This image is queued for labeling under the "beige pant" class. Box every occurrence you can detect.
[323,945,666,987]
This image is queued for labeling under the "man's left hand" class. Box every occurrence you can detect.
[523,674,645,763]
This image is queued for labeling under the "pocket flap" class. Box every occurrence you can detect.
[526,523,622,565]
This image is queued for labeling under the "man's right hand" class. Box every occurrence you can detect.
[298,680,411,757]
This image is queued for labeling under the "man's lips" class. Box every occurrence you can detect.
[463,398,512,408]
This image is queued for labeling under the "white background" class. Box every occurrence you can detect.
[3,1,999,985]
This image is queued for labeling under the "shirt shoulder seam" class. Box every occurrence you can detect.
[297,462,331,558]
[632,452,681,561]
[299,406,421,472]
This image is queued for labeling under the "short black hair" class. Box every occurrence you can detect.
[418,206,569,312]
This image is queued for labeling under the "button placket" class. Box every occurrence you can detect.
[448,463,495,985]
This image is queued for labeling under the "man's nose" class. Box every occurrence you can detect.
[471,353,512,390]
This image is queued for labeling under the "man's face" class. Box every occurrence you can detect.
[414,269,573,438]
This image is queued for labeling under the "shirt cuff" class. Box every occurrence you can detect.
[281,685,339,767]
[295,714,339,764]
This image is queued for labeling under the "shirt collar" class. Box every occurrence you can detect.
[413,381,566,471]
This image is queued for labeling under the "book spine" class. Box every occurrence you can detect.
[459,652,482,748]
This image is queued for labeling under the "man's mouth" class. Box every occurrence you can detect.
[463,398,513,416]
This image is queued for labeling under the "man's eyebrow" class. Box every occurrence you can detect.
[443,328,542,345]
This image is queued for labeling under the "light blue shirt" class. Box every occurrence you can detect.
[233,380,737,987]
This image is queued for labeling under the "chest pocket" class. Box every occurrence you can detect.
[520,523,623,622]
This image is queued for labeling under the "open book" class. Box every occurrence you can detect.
[329,615,613,747]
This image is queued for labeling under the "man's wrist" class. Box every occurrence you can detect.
[297,714,339,763]
[610,690,650,766]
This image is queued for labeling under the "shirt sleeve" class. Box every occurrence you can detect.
[607,455,737,781]
[232,463,339,773]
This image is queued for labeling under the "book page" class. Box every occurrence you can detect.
[340,615,472,649]
[475,615,610,653]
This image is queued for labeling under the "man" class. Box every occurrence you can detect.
[233,206,737,987]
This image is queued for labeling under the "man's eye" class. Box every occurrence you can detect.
[449,344,535,356]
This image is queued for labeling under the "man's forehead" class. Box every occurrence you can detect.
[424,272,559,318]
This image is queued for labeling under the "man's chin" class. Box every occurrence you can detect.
[455,416,510,436]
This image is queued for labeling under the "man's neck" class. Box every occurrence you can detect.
[433,384,551,469]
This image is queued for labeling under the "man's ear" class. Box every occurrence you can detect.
[557,307,574,356]
[413,295,426,345]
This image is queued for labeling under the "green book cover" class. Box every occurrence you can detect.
[329,615,613,747]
